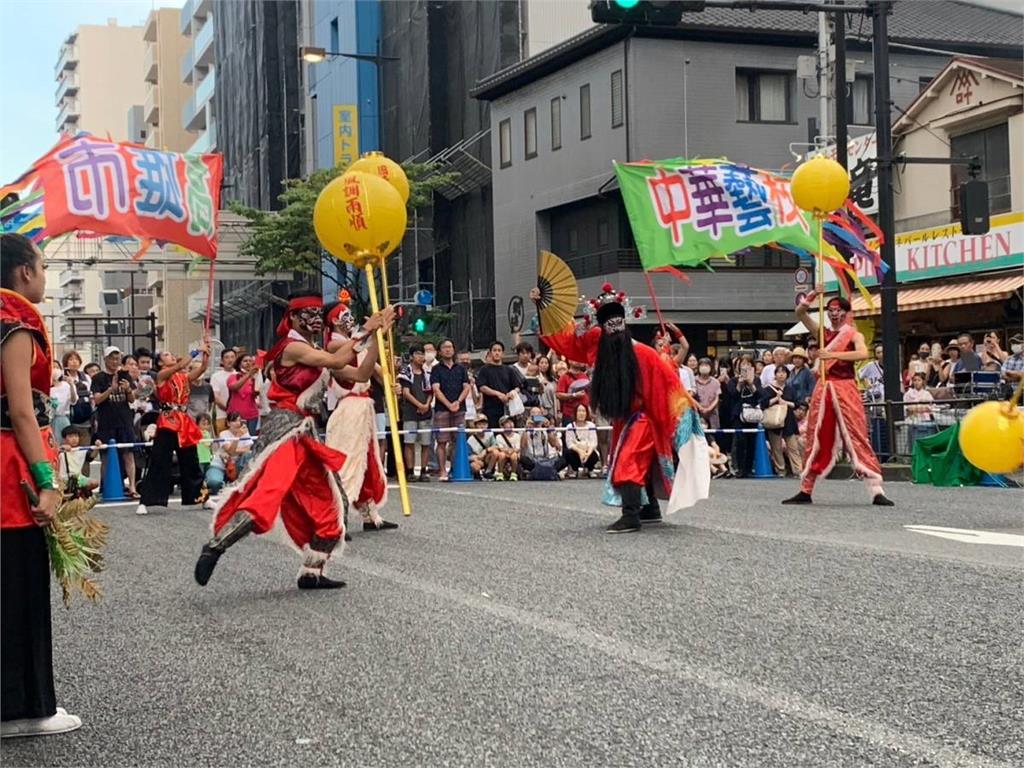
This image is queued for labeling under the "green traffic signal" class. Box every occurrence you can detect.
[413,318,427,334]
[614,0,640,7]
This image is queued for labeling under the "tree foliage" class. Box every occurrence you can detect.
[229,161,460,299]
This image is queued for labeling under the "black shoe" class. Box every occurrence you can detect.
[872,494,894,507]
[418,474,431,482]
[638,505,663,524]
[606,513,641,534]
[781,491,813,505]
[194,544,222,586]
[363,519,399,532]
[344,532,353,542]
[297,573,346,590]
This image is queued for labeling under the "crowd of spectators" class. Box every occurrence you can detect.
[50,327,1022,496]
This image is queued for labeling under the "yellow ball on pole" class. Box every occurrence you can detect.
[313,170,407,265]
[348,152,410,205]
[958,400,1024,475]
[790,155,851,215]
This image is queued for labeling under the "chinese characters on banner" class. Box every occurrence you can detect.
[614,159,820,270]
[343,175,368,232]
[0,135,222,258]
[333,105,360,168]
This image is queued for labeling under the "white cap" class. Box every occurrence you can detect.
[103,345,121,358]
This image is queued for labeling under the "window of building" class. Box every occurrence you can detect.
[597,219,610,247]
[708,329,729,343]
[550,97,562,151]
[735,69,793,123]
[734,247,798,269]
[733,329,754,343]
[848,74,874,126]
[611,69,624,129]
[951,122,1011,215]
[580,83,591,140]
[330,18,339,53]
[568,226,579,254]
[499,118,512,168]
[761,329,781,342]
[918,75,933,93]
[524,107,537,160]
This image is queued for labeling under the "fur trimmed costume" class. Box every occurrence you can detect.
[195,318,350,589]
[325,332,388,526]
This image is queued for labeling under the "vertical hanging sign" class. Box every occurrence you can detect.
[332,105,360,169]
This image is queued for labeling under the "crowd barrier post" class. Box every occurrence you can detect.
[101,440,127,502]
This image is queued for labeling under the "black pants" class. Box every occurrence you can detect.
[733,431,756,477]
[139,428,204,506]
[566,450,599,472]
[519,455,566,473]
[1,527,56,721]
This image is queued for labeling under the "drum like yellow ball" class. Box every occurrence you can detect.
[790,156,850,214]
[958,400,1024,475]
[313,170,407,265]
[348,152,410,205]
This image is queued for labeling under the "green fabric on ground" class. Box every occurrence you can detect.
[911,423,983,487]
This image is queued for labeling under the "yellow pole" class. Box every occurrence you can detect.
[363,258,412,517]
[817,215,827,385]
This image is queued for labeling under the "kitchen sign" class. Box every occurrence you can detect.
[825,211,1024,289]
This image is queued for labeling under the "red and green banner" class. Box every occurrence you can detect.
[614,158,820,269]
[1,134,222,258]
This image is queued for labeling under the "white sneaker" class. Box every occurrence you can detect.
[203,498,218,511]
[135,504,148,516]
[1,711,82,738]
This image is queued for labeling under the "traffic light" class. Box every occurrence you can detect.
[413,317,427,334]
[589,0,705,26]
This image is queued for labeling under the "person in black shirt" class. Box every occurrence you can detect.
[475,341,523,428]
[430,339,470,481]
[91,346,138,497]
[399,344,433,480]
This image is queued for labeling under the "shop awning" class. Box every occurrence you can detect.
[852,273,1024,316]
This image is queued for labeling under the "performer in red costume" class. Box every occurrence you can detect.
[1,233,82,737]
[529,283,709,533]
[783,291,893,506]
[323,300,397,532]
[135,345,210,516]
[193,293,395,590]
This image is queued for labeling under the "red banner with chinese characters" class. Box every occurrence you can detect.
[0,134,222,258]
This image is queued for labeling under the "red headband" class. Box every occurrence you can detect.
[325,302,350,327]
[275,296,324,338]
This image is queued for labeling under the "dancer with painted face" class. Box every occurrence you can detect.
[323,299,398,533]
[784,291,893,506]
[529,283,709,533]
[194,293,395,590]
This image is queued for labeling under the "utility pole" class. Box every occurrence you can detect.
[869,0,901,408]
[832,1,848,170]
[817,12,830,143]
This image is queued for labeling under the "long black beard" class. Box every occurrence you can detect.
[591,329,639,421]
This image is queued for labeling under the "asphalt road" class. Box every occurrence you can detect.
[3,477,1022,767]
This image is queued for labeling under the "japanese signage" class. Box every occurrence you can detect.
[825,211,1024,288]
[614,158,820,269]
[810,132,878,214]
[0,135,222,258]
[333,105,360,169]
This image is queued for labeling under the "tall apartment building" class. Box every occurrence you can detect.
[139,7,208,356]
[52,20,146,354]
[180,0,217,153]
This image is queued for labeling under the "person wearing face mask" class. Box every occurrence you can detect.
[1000,333,1024,391]
[694,358,721,432]
[784,291,892,506]
[194,293,395,591]
[422,341,438,373]
[906,343,935,390]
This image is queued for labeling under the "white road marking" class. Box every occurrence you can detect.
[903,525,1024,548]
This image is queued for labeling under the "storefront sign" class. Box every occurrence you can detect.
[332,105,360,169]
[810,132,878,214]
[826,211,1023,289]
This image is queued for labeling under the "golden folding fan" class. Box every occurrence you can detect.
[535,250,579,332]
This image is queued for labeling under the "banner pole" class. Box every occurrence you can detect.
[817,218,827,385]
[364,258,412,517]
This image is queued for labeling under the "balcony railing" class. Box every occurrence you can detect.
[144,127,162,149]
[144,43,159,84]
[188,120,217,154]
[144,85,160,124]
[562,248,643,279]
[179,0,194,34]
[193,18,214,67]
[56,98,80,130]
[181,44,194,84]
[183,71,214,132]
[54,44,77,75]
[54,72,79,104]
[59,270,84,287]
